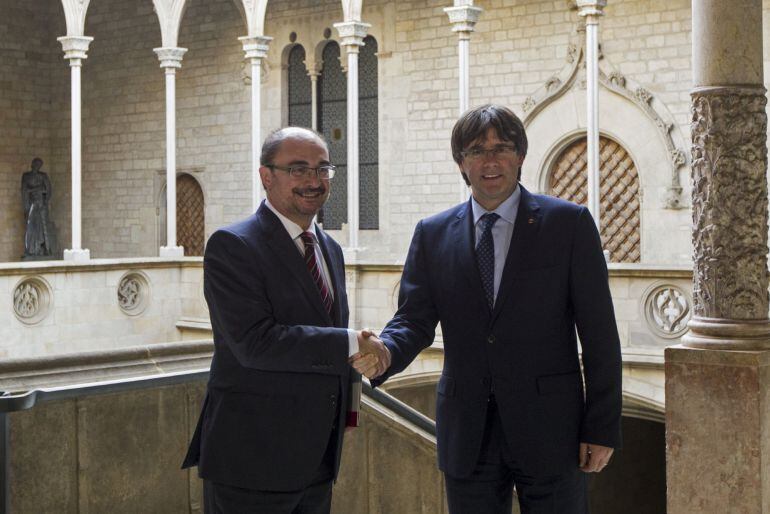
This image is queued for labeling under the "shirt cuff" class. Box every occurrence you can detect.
[347,329,359,357]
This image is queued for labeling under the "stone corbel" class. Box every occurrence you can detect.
[334,21,370,54]
[58,35,94,63]
[153,46,187,69]
[444,5,483,39]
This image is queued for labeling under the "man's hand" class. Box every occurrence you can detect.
[579,442,614,473]
[349,329,391,379]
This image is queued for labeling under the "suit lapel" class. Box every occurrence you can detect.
[491,186,542,324]
[453,200,489,306]
[258,205,334,324]
[316,226,344,327]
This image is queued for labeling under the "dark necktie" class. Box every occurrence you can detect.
[476,213,500,309]
[300,231,333,315]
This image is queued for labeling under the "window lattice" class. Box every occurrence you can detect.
[288,45,312,128]
[548,137,641,263]
[177,174,205,257]
[318,42,347,230]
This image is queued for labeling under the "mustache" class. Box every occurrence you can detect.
[293,186,327,195]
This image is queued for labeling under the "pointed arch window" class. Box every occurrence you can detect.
[287,44,312,128]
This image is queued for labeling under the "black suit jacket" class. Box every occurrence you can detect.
[372,186,622,477]
[182,202,354,492]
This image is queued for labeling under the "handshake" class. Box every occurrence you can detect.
[349,329,391,379]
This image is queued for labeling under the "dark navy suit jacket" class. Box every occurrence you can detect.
[372,186,622,478]
[182,202,353,492]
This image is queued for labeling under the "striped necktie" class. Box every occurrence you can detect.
[300,231,333,315]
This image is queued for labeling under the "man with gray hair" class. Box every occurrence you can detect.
[183,127,389,513]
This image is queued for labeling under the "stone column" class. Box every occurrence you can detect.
[239,36,272,213]
[58,36,93,262]
[333,21,370,251]
[577,0,605,227]
[666,1,770,512]
[154,47,187,258]
[444,3,482,204]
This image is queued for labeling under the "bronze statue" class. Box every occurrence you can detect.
[21,157,53,257]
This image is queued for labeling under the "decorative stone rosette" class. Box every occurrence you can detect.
[642,283,692,339]
[13,276,52,325]
[690,87,769,321]
[117,271,151,316]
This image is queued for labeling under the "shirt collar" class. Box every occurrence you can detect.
[471,184,521,226]
[264,199,318,242]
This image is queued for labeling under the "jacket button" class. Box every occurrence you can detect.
[487,335,495,344]
[330,394,337,407]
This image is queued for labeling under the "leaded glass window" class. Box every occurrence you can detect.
[317,42,347,229]
[359,35,379,229]
[287,45,311,128]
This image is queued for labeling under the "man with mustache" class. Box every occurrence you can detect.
[363,105,622,513]
[183,127,390,513]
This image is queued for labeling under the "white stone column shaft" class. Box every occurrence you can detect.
[154,47,187,258]
[239,36,272,213]
[310,72,319,131]
[58,35,93,262]
[334,21,370,251]
[578,1,605,229]
[444,4,482,204]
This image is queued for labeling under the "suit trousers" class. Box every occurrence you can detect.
[444,397,588,514]
[203,429,337,514]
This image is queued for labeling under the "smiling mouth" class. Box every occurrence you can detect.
[482,174,502,180]
[295,189,325,199]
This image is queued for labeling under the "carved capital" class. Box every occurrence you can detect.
[577,0,607,19]
[444,5,484,34]
[333,21,370,50]
[57,35,93,62]
[239,35,272,61]
[690,86,769,321]
[153,47,187,69]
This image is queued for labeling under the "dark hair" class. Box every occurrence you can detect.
[260,127,328,166]
[450,104,528,166]
[31,157,43,166]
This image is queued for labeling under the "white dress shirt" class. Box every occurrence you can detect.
[470,185,521,304]
[265,200,359,356]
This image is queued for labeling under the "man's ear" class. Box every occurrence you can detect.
[259,166,272,190]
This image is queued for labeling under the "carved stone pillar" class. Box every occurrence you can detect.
[333,20,370,252]
[666,1,770,512]
[58,36,93,262]
[154,47,187,258]
[239,35,272,212]
[577,0,605,228]
[444,2,482,204]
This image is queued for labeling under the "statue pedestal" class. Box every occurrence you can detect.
[159,246,184,258]
[63,248,90,262]
[666,345,770,513]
